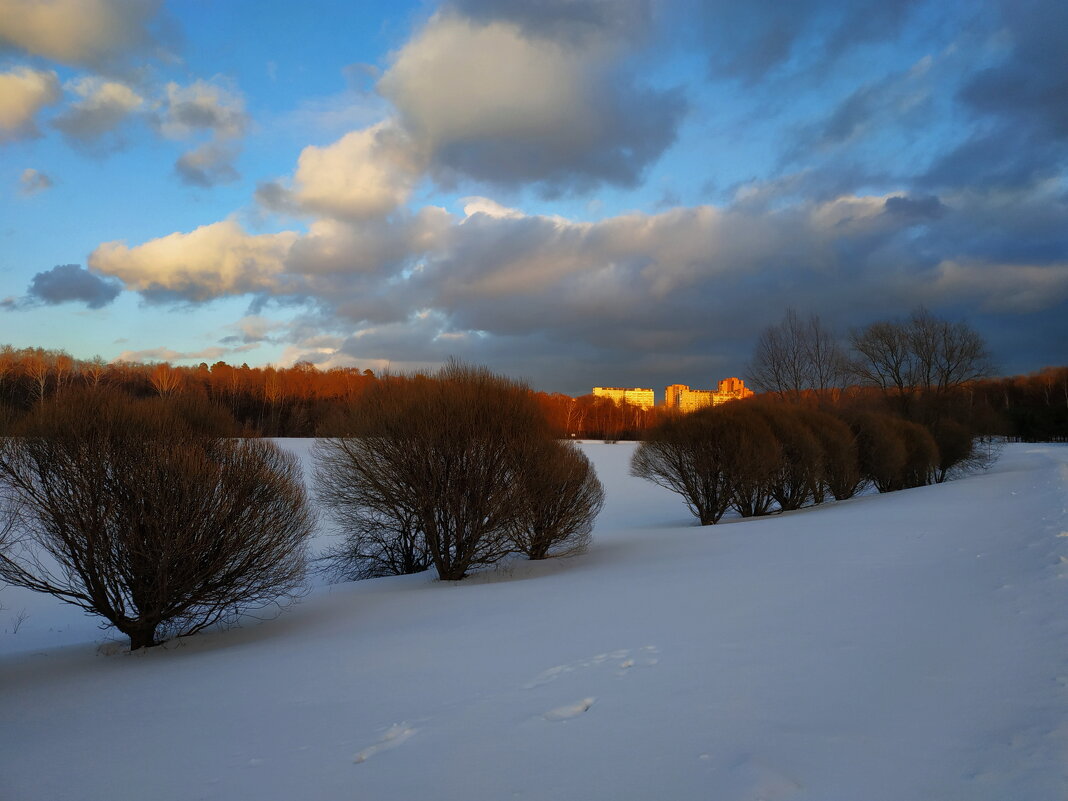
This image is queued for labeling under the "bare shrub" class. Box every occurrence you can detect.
[928,418,978,483]
[716,404,781,518]
[0,390,313,650]
[631,410,735,525]
[755,404,822,511]
[315,362,572,581]
[896,418,939,489]
[850,412,907,493]
[314,435,431,582]
[795,408,863,500]
[509,440,604,560]
[632,403,780,523]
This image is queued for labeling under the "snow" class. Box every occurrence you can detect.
[1,441,1067,800]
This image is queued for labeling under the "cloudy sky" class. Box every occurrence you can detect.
[1,0,1065,395]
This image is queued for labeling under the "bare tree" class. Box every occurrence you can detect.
[748,309,846,401]
[848,308,992,412]
[508,440,604,560]
[149,362,183,398]
[0,390,314,650]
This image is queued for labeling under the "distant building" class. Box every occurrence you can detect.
[663,377,753,412]
[592,386,655,410]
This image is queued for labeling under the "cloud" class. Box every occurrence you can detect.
[175,141,240,187]
[259,121,424,220]
[377,12,684,193]
[157,79,249,187]
[115,345,227,363]
[219,315,286,345]
[89,220,299,301]
[446,0,652,43]
[920,0,1068,192]
[0,66,60,142]
[695,0,923,84]
[25,264,122,308]
[51,76,143,153]
[19,168,53,195]
[88,186,1068,390]
[0,0,165,67]
[883,194,945,220]
[157,79,248,140]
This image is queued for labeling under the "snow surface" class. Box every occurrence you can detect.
[1,441,1067,800]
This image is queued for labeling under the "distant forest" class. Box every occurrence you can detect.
[0,346,1065,441]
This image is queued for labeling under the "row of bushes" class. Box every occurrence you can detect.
[0,365,605,650]
[631,400,995,525]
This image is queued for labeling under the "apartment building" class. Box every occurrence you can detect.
[592,386,656,410]
[663,377,753,412]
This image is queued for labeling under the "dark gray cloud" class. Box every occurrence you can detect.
[428,83,686,194]
[26,264,122,308]
[694,0,923,84]
[174,142,240,187]
[446,0,652,43]
[921,0,1068,192]
[50,78,143,154]
[883,194,945,221]
[958,0,1068,139]
[377,8,686,195]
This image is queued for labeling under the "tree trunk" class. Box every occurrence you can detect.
[123,622,159,651]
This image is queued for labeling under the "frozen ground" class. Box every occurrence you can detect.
[1,442,1066,800]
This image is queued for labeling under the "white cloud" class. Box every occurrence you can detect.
[0,66,60,142]
[266,120,425,221]
[89,220,299,300]
[0,0,163,66]
[115,346,228,363]
[461,196,524,219]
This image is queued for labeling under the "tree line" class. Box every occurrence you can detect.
[0,327,1064,441]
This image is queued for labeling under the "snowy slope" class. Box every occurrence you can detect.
[1,443,1066,800]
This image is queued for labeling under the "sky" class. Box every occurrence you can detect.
[0,0,1065,396]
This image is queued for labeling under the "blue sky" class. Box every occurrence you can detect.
[1,0,1065,395]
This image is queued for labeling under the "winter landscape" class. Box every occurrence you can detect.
[2,0,1067,798]
[2,439,1066,801]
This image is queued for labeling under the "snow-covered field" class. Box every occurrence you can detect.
[2,442,1066,800]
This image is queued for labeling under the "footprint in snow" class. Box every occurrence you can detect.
[544,697,596,721]
[353,723,418,764]
[523,645,659,689]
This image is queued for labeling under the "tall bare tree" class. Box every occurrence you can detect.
[848,307,992,413]
[749,309,846,401]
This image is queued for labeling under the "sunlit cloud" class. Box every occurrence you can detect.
[0,66,60,142]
